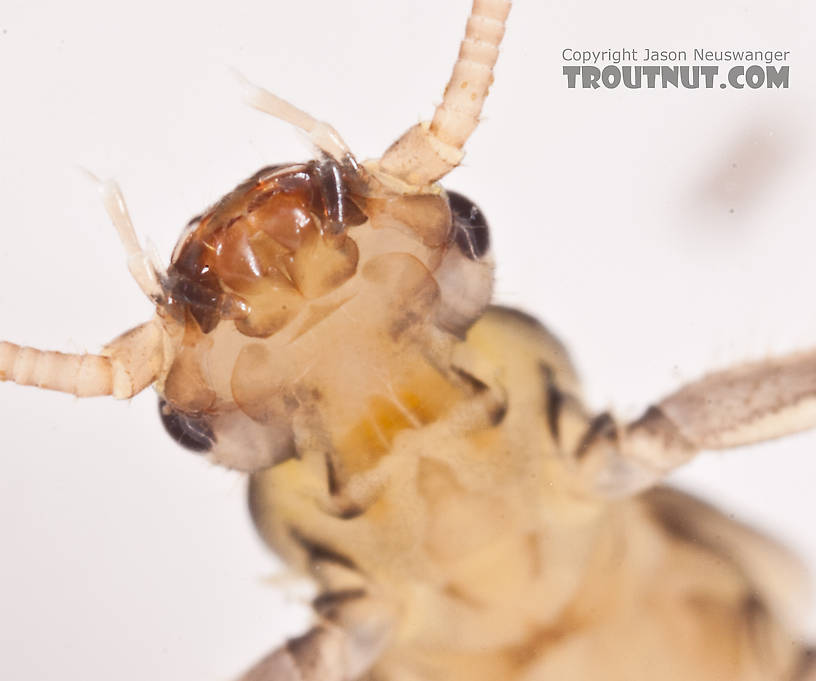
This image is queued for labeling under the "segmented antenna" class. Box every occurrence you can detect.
[0,173,170,399]
[379,0,512,186]
[0,319,165,399]
[0,343,114,397]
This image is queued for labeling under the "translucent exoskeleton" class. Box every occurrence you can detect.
[2,1,816,681]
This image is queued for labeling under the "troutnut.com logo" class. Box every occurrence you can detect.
[562,49,790,89]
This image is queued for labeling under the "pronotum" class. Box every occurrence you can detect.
[1,1,816,680]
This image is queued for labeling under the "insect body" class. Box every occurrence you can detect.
[1,1,815,680]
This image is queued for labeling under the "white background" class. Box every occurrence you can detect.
[0,0,815,679]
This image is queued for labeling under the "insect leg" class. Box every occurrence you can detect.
[235,589,392,681]
[573,348,816,495]
[234,526,393,681]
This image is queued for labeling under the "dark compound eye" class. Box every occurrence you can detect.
[158,399,215,453]
[447,190,491,261]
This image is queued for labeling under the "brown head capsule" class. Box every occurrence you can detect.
[153,151,494,470]
[0,1,503,473]
[164,162,365,337]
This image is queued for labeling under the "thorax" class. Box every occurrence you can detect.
[248,307,620,635]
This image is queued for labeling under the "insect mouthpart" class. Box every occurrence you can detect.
[163,160,367,337]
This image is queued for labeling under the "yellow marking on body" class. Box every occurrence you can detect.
[337,360,464,478]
